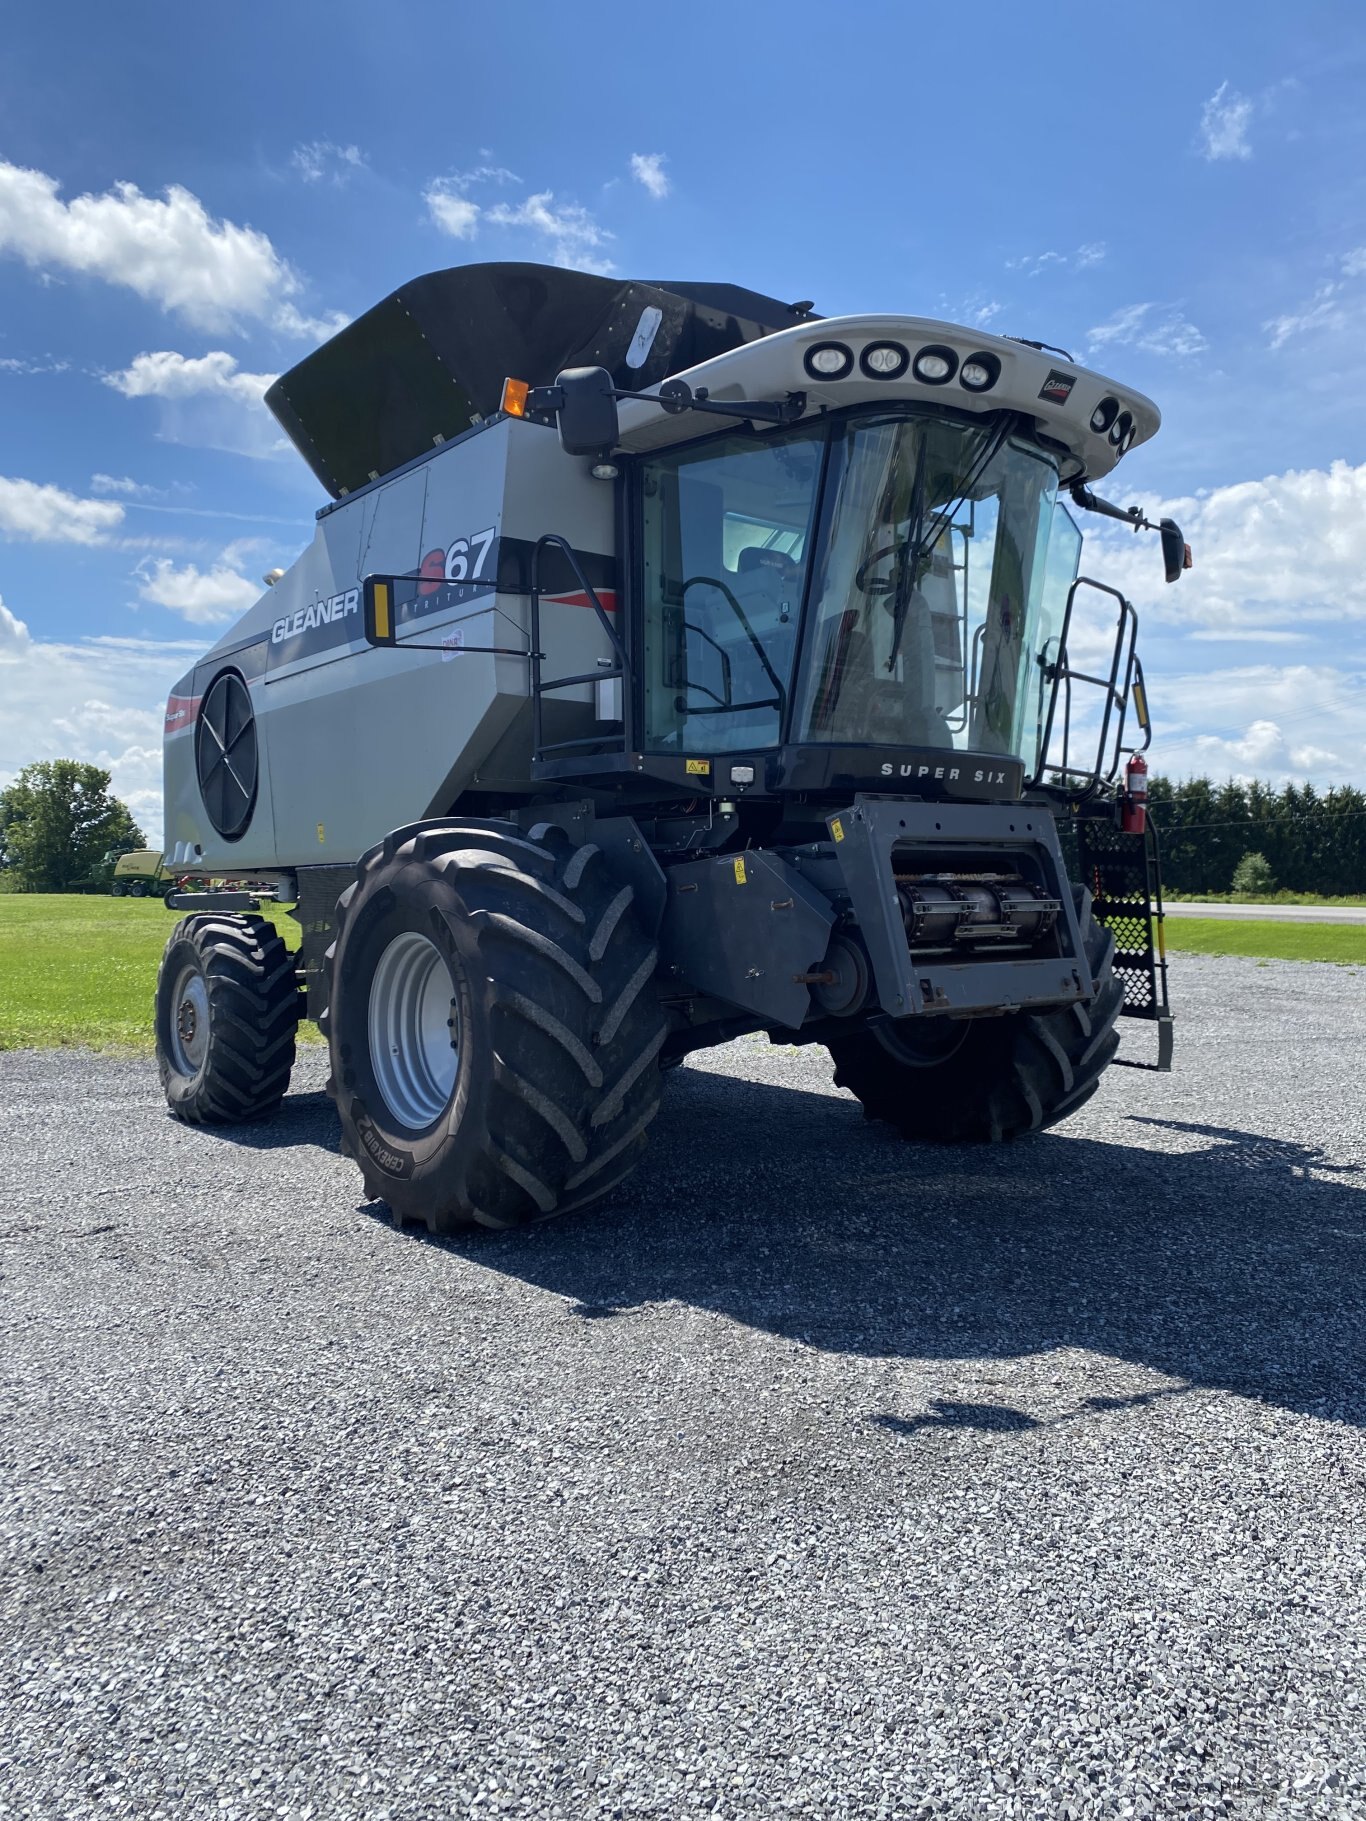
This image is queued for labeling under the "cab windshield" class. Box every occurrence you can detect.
[637,410,1076,771]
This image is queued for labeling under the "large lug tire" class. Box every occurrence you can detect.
[155,914,301,1124]
[322,820,668,1233]
[827,886,1124,1143]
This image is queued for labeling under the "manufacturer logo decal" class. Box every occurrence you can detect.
[358,1120,413,1178]
[271,588,360,645]
[1038,369,1076,406]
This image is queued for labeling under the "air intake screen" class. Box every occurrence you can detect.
[195,670,257,841]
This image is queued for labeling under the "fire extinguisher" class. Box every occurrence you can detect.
[1122,752,1148,835]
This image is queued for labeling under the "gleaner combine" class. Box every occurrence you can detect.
[157,263,1184,1230]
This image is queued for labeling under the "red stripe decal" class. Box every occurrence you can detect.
[164,693,201,734]
[541,589,618,612]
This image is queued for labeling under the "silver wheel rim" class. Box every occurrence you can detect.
[367,932,459,1130]
[170,964,210,1079]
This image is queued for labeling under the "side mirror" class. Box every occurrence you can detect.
[1160,518,1191,585]
[551,366,620,456]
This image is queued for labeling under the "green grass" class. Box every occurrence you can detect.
[0,894,308,1053]
[1,893,1361,1055]
[1164,917,1365,965]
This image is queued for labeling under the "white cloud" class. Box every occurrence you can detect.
[0,158,339,337]
[0,475,125,544]
[423,164,522,242]
[1264,249,1366,349]
[1008,242,1106,277]
[0,353,69,374]
[134,555,261,625]
[0,600,199,833]
[103,349,277,407]
[455,163,520,188]
[1058,456,1366,785]
[1199,82,1253,161]
[934,293,1002,331]
[1152,667,1366,786]
[0,599,30,645]
[423,169,613,271]
[425,181,481,240]
[291,141,366,185]
[1087,302,1207,359]
[91,473,169,499]
[272,300,350,342]
[103,351,286,458]
[1192,716,1340,775]
[629,153,670,200]
[485,190,614,273]
[1085,458,1366,637]
[1265,284,1349,349]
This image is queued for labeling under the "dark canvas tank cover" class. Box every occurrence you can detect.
[264,263,816,499]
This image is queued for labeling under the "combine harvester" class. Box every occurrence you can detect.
[157,264,1185,1229]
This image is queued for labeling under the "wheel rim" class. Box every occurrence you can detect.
[874,1017,970,1069]
[367,932,459,1130]
[169,964,210,1079]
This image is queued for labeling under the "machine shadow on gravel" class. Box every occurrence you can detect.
[194,1087,339,1154]
[410,1063,1365,1430]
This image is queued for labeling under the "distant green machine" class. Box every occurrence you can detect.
[109,850,170,899]
[154,263,1183,1231]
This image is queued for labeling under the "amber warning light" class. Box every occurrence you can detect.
[500,377,529,418]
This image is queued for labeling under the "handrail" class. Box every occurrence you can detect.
[529,533,629,762]
[1030,575,1143,800]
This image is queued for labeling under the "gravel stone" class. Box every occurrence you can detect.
[1,953,1363,1819]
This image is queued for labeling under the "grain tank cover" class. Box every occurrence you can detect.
[265,262,815,499]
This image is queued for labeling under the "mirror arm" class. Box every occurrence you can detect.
[525,379,807,435]
[1069,482,1157,533]
[649,381,808,426]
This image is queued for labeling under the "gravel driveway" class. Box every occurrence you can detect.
[2,954,1363,1820]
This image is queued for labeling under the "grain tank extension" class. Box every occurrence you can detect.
[156,261,1184,1229]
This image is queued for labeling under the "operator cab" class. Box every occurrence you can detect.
[635,406,1079,782]
[502,307,1180,803]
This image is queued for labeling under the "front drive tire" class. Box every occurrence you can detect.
[323,821,668,1233]
[827,886,1125,1143]
[155,914,301,1123]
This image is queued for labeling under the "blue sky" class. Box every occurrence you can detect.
[3,0,1366,832]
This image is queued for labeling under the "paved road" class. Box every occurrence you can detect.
[2,955,1364,1819]
[1165,900,1366,923]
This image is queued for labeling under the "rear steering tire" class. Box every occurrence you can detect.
[155,914,300,1123]
[322,820,668,1232]
[827,886,1124,1143]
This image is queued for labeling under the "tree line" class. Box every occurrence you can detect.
[1148,775,1366,896]
[2,758,1364,899]
[0,762,144,892]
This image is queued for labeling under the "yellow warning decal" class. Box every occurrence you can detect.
[316,822,326,844]
[733,856,747,884]
[831,817,845,843]
[685,758,711,776]
[371,579,392,642]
